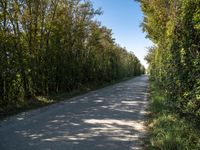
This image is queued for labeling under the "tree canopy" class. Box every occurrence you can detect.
[0,0,144,113]
[139,0,200,122]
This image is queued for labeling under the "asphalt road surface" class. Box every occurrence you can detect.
[0,75,149,150]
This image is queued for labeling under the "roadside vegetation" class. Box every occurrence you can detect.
[0,0,145,118]
[0,75,133,120]
[147,81,200,150]
[137,0,200,149]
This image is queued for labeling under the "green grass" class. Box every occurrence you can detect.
[146,81,200,150]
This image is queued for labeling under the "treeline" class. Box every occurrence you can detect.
[0,0,144,112]
[139,0,200,122]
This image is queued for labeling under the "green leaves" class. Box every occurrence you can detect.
[140,0,200,132]
[0,0,144,114]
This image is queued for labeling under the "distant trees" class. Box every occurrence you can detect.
[139,0,200,122]
[0,0,144,112]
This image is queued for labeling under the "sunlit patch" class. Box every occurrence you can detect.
[16,130,44,140]
[51,120,59,123]
[41,135,89,142]
[140,110,148,115]
[70,123,80,126]
[136,96,142,99]
[17,117,24,120]
[110,134,141,141]
[83,119,146,131]
[95,100,103,103]
[121,101,137,105]
[29,133,43,140]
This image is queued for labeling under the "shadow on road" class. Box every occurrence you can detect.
[0,75,149,150]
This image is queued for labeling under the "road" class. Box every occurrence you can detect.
[0,75,149,150]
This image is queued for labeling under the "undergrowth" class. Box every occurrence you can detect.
[147,81,200,150]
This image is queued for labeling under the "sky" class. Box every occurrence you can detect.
[91,0,153,68]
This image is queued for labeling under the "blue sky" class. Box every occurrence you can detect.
[91,0,153,68]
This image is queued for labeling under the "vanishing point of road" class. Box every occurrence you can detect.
[0,75,149,150]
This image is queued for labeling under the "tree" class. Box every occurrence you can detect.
[139,0,200,122]
[0,0,144,114]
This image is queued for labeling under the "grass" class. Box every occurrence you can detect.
[0,76,134,120]
[146,81,200,150]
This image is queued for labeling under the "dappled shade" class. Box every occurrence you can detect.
[0,76,149,150]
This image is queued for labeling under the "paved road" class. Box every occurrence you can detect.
[0,75,149,150]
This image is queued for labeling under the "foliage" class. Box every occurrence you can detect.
[0,0,144,114]
[147,81,200,150]
[139,0,200,123]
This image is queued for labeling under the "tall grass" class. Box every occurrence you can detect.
[147,81,200,150]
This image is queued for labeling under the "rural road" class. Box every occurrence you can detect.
[0,75,149,150]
